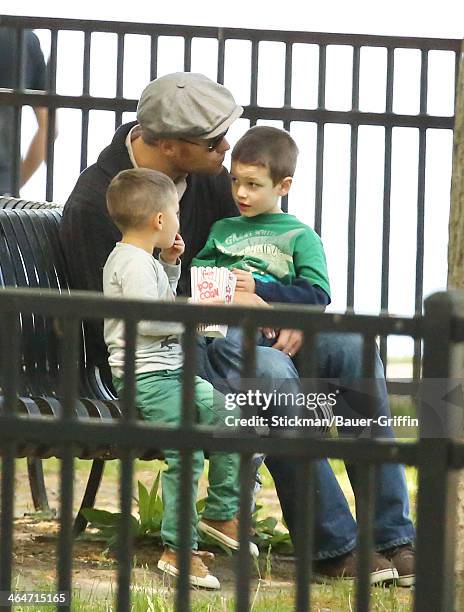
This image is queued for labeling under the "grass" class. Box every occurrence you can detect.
[11,454,417,611]
[7,569,414,612]
[8,581,413,611]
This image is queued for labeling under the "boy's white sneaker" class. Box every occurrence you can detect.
[157,548,220,590]
[198,517,259,558]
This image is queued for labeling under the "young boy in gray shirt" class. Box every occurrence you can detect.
[103,168,258,590]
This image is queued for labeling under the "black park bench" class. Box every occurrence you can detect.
[0,197,163,536]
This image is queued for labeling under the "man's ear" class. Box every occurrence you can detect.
[157,139,178,158]
[278,176,293,196]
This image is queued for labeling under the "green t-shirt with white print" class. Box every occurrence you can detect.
[190,212,330,297]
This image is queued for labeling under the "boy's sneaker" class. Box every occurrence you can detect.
[382,544,415,587]
[157,548,220,590]
[198,517,259,558]
[313,550,398,586]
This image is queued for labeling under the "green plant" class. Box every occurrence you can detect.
[81,471,293,556]
[252,504,292,553]
[80,471,163,551]
[136,471,163,537]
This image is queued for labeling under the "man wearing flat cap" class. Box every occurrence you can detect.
[61,72,241,301]
[60,72,415,585]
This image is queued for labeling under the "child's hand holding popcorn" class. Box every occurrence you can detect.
[232,269,275,340]
[232,268,255,293]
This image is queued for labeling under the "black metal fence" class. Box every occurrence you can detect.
[0,287,463,611]
[0,14,461,391]
[0,14,463,612]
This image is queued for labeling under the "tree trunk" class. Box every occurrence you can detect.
[447,41,464,607]
[448,45,464,291]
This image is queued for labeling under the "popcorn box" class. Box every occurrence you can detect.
[191,267,237,337]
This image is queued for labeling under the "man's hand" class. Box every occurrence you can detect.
[272,329,304,358]
[160,233,185,265]
[232,268,256,293]
[232,291,276,339]
[261,327,276,340]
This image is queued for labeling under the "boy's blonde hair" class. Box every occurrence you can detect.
[106,168,177,231]
[231,126,299,185]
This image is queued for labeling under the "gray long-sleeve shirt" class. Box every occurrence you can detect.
[103,242,183,377]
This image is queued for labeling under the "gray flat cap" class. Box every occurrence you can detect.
[136,72,243,139]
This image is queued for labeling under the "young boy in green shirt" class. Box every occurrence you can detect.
[191,125,331,338]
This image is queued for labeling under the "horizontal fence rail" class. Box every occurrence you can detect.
[0,286,463,611]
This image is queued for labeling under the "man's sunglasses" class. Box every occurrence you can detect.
[181,130,228,152]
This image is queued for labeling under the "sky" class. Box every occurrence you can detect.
[3,1,464,362]
[4,1,464,38]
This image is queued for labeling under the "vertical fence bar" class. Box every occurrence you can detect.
[379,47,395,368]
[235,321,256,612]
[10,101,20,198]
[11,28,25,198]
[294,327,318,612]
[183,36,192,72]
[347,45,360,311]
[57,317,79,612]
[150,35,158,80]
[314,44,327,235]
[415,440,456,612]
[117,450,134,612]
[362,333,377,380]
[115,33,125,130]
[355,465,376,612]
[284,41,293,109]
[249,40,259,127]
[415,293,458,612]
[240,321,256,378]
[45,29,58,202]
[80,30,91,171]
[0,311,20,414]
[121,319,137,422]
[236,452,254,612]
[217,29,225,84]
[14,28,25,89]
[0,313,20,596]
[0,446,15,596]
[176,323,197,612]
[355,333,377,612]
[282,41,293,213]
[117,318,137,612]
[413,49,428,383]
[294,461,315,612]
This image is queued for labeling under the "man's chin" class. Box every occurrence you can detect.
[196,163,225,176]
[213,162,226,175]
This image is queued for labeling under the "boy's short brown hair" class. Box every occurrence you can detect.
[231,126,299,184]
[106,168,177,232]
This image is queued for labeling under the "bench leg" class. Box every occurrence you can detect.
[27,457,52,514]
[73,459,105,537]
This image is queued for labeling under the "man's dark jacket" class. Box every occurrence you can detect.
[59,121,238,369]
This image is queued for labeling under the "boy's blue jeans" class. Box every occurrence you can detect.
[196,328,415,561]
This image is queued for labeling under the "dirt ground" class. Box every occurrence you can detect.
[10,459,295,600]
[13,517,297,598]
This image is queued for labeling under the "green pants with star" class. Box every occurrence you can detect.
[113,369,241,550]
